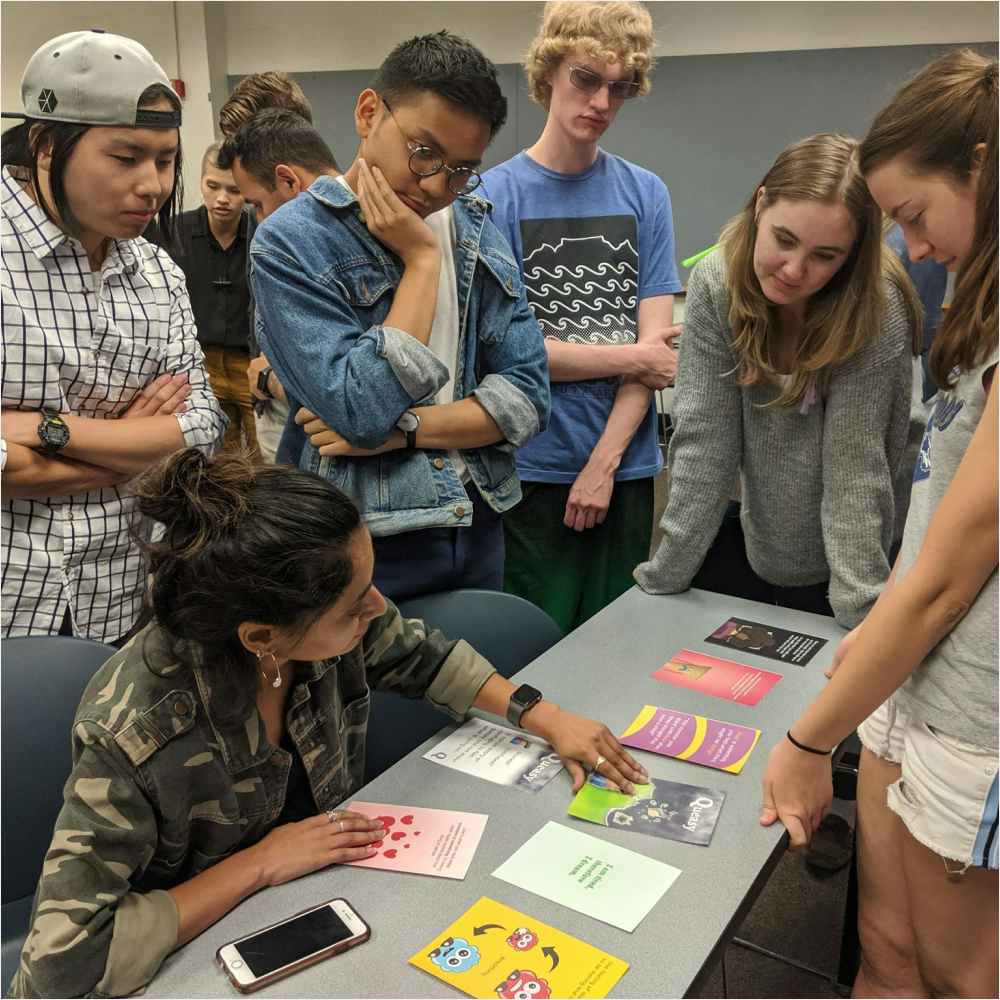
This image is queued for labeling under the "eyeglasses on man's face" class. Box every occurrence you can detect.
[567,64,641,101]
[381,97,482,196]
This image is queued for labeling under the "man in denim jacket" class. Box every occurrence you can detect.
[247,33,550,602]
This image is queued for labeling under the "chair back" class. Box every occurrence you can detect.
[1,636,118,904]
[365,590,562,782]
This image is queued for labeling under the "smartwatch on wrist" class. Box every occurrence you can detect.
[396,410,420,449]
[37,408,70,454]
[506,684,543,729]
[256,366,274,400]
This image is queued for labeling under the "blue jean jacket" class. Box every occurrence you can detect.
[250,176,550,536]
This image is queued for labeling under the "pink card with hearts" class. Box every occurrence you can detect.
[343,801,489,880]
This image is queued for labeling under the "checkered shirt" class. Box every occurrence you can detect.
[1,167,226,641]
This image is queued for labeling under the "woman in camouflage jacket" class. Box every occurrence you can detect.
[12,449,646,997]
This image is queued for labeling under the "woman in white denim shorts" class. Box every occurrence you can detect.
[760,49,998,999]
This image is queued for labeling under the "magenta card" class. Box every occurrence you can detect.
[343,801,488,880]
[651,648,782,706]
[619,705,761,773]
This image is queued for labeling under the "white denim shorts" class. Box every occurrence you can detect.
[858,694,999,871]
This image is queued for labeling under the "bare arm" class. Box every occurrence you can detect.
[563,295,674,531]
[1,440,130,498]
[546,297,678,385]
[761,380,998,845]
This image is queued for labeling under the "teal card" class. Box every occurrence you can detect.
[491,821,681,932]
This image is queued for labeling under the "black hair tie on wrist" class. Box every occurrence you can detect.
[786,729,833,756]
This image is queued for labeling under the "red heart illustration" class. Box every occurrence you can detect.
[404,844,410,849]
[377,816,396,828]
[413,831,421,836]
[401,814,414,825]
[384,849,397,858]
[373,840,384,848]
[391,831,406,841]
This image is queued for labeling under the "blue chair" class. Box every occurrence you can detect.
[365,589,563,782]
[1,636,118,988]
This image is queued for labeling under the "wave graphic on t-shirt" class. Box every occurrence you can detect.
[522,232,638,345]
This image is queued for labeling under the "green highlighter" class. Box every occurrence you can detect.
[681,244,718,268]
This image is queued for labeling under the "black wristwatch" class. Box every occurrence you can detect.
[256,366,274,400]
[396,410,420,449]
[37,408,70,454]
[506,684,543,729]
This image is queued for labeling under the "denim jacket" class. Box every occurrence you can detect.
[250,176,550,536]
[11,606,495,998]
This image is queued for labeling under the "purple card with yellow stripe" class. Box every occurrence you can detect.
[619,705,761,774]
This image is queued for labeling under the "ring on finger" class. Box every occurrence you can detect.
[594,754,607,771]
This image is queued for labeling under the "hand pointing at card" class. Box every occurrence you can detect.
[471,674,648,795]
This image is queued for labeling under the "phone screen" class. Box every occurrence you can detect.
[236,906,354,977]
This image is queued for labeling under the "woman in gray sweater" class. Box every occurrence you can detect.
[635,133,921,628]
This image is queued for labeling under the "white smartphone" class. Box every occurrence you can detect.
[216,898,370,993]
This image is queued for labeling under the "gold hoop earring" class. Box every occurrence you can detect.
[255,649,281,689]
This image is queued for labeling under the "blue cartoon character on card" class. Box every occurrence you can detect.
[427,936,480,973]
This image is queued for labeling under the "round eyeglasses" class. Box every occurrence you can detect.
[568,64,641,101]
[381,97,482,196]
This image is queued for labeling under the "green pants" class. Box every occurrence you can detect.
[503,478,654,634]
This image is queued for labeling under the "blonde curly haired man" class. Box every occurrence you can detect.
[483,2,682,632]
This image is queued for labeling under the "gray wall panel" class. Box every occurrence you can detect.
[230,40,995,274]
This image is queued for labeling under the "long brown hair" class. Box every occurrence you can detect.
[859,49,998,388]
[720,132,920,408]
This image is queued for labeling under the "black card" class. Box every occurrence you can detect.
[705,617,827,666]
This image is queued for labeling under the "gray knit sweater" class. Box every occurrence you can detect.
[635,251,917,628]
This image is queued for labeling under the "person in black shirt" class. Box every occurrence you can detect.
[157,143,259,457]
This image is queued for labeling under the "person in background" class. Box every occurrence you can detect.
[761,49,997,1000]
[635,133,921,628]
[11,448,647,998]
[483,1,682,634]
[249,33,550,604]
[1,30,224,644]
[152,143,259,458]
[887,222,949,401]
[217,71,318,462]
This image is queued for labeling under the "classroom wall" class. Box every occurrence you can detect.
[3,1,997,216]
[231,40,998,269]
[222,1,998,71]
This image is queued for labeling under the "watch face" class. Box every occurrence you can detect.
[41,417,70,449]
[513,684,542,709]
[397,411,419,433]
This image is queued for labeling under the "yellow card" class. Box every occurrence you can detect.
[409,896,629,998]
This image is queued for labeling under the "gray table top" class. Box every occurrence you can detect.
[149,587,845,999]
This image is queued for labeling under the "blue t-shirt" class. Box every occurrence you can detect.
[482,150,682,483]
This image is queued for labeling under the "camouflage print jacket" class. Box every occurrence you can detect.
[11,604,495,998]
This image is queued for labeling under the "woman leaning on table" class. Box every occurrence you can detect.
[762,50,998,1000]
[635,132,922,629]
[11,449,647,998]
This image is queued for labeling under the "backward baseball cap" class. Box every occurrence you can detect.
[4,29,181,128]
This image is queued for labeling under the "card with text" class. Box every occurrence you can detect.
[343,801,487,879]
[424,718,564,791]
[492,821,681,932]
[409,896,629,999]
[652,648,782,706]
[705,616,827,666]
[567,773,725,846]
[620,705,761,773]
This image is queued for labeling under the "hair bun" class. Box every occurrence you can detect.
[136,448,256,556]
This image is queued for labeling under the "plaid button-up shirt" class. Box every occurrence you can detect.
[1,167,226,641]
